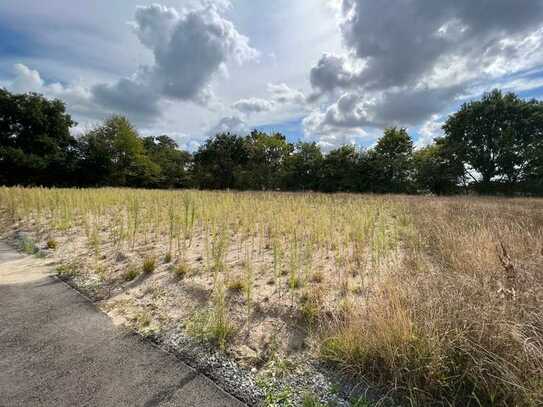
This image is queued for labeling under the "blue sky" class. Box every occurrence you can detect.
[1,0,543,152]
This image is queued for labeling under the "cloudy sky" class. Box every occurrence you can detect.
[1,0,543,151]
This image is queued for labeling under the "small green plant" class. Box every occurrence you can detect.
[142,255,156,274]
[299,288,322,323]
[288,274,301,290]
[164,252,172,263]
[123,265,139,282]
[46,238,58,250]
[187,283,233,350]
[57,262,79,278]
[19,236,38,254]
[350,396,373,407]
[302,393,325,407]
[256,376,294,407]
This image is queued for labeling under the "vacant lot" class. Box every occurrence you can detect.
[1,187,542,405]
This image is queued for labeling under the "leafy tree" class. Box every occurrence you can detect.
[0,88,77,185]
[192,132,248,189]
[78,116,159,186]
[237,130,292,190]
[442,90,543,192]
[282,142,323,191]
[320,145,360,192]
[369,128,414,193]
[413,140,463,194]
[143,135,192,188]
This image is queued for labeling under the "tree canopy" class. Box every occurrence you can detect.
[1,87,542,195]
[442,90,543,192]
[0,89,77,185]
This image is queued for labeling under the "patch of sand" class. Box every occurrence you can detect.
[0,242,54,284]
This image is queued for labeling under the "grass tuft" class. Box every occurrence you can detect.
[142,255,156,274]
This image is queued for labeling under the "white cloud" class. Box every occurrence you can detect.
[267,83,306,105]
[415,114,445,148]
[6,64,99,121]
[205,115,248,139]
[92,3,258,121]
[231,82,307,117]
[232,97,274,114]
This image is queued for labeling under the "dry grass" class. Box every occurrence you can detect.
[1,187,542,405]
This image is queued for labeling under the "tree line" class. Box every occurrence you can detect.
[1,87,542,195]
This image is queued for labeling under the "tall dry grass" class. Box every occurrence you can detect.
[321,197,543,405]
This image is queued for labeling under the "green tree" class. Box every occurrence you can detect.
[143,135,192,188]
[442,90,543,192]
[320,145,360,192]
[238,130,292,190]
[413,140,463,194]
[369,128,414,193]
[192,132,248,189]
[0,88,77,185]
[78,116,159,186]
[282,142,323,191]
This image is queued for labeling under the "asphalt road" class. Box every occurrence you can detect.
[0,242,244,407]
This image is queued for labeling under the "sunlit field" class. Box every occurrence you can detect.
[1,187,542,405]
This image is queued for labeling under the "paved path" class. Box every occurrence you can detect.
[0,241,244,407]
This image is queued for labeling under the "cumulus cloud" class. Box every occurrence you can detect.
[267,83,306,105]
[340,0,543,90]
[415,114,445,148]
[232,97,274,114]
[7,64,100,121]
[92,3,258,121]
[231,83,306,116]
[309,53,359,97]
[205,115,248,138]
[304,0,543,145]
[302,93,377,151]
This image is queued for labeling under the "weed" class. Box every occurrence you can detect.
[142,255,156,274]
[18,236,38,255]
[302,393,325,407]
[187,282,233,350]
[57,262,79,278]
[123,265,139,282]
[256,376,294,407]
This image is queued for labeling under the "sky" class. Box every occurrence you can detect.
[1,0,543,152]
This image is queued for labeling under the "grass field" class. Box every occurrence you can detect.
[1,187,542,405]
